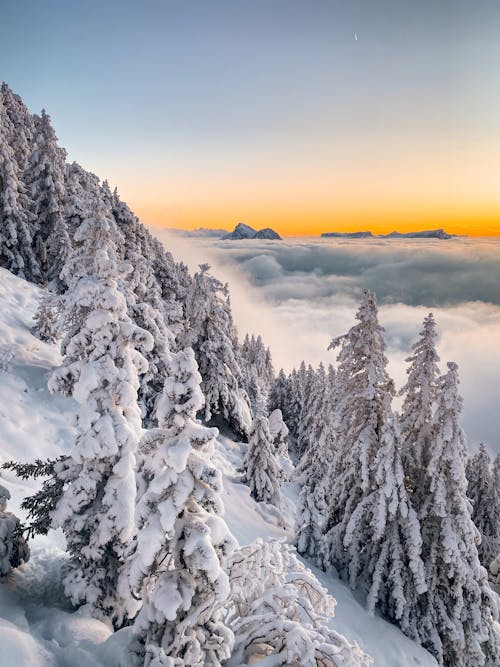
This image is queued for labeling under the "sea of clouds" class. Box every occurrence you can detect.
[154,231,500,454]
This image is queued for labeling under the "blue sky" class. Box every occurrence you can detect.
[2,1,500,233]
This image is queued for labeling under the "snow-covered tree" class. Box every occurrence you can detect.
[48,197,153,625]
[399,313,440,499]
[286,366,305,445]
[268,368,289,417]
[240,333,274,410]
[1,457,67,539]
[124,347,236,666]
[322,291,396,578]
[418,362,499,667]
[341,419,427,641]
[0,484,30,576]
[268,408,289,457]
[224,538,371,667]
[242,412,282,508]
[24,109,70,285]
[1,82,34,171]
[296,364,323,456]
[186,264,251,436]
[32,290,61,343]
[0,98,39,281]
[467,444,500,572]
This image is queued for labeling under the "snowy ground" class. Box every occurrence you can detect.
[0,268,437,666]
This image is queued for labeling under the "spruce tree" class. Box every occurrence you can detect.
[399,313,440,500]
[0,98,39,280]
[187,264,251,436]
[24,110,70,285]
[322,291,396,577]
[242,412,282,507]
[467,444,500,572]
[419,363,499,667]
[124,348,235,666]
[48,196,153,625]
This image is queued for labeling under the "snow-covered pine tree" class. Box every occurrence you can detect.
[242,411,282,508]
[240,333,275,410]
[296,363,325,456]
[295,365,337,565]
[268,368,289,417]
[64,161,101,238]
[286,366,304,445]
[399,313,440,499]
[0,483,30,576]
[0,82,35,172]
[224,538,371,667]
[419,362,499,667]
[1,457,67,539]
[341,417,427,641]
[466,444,500,573]
[24,109,71,286]
[48,195,153,626]
[32,289,61,343]
[0,97,40,281]
[124,347,236,666]
[322,291,396,578]
[186,264,251,436]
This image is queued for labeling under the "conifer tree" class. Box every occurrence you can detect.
[268,368,289,417]
[24,110,70,284]
[342,420,427,640]
[48,196,153,625]
[124,348,236,666]
[419,363,499,667]
[187,264,251,436]
[0,98,39,280]
[399,313,440,499]
[0,82,35,171]
[466,444,500,572]
[322,291,396,578]
[242,411,282,507]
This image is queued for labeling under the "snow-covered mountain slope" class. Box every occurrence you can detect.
[0,268,437,666]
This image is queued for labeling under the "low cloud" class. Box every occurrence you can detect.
[154,230,500,453]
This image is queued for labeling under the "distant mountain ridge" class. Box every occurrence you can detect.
[223,222,282,240]
[321,228,454,239]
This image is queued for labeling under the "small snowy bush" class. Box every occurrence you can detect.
[0,484,30,576]
[224,538,371,667]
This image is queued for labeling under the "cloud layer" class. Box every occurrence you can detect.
[156,232,500,453]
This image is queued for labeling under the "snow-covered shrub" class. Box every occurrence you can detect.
[0,484,30,576]
[224,538,371,666]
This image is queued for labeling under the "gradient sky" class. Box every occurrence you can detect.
[2,0,500,236]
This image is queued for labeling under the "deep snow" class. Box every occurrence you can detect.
[0,267,437,666]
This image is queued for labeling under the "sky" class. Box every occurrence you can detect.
[2,1,500,236]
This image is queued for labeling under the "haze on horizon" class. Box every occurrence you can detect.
[2,0,500,236]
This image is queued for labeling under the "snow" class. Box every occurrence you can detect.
[0,267,438,666]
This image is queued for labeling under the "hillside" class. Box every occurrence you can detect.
[0,268,437,666]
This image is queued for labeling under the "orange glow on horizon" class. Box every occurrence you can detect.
[134,201,500,238]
